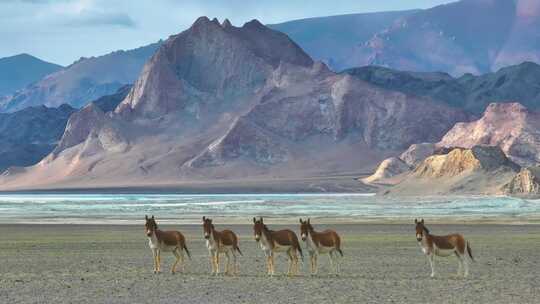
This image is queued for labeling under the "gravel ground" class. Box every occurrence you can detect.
[0,223,539,303]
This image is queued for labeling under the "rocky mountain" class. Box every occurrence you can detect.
[92,85,132,113]
[343,61,540,114]
[399,143,436,167]
[354,0,540,75]
[503,166,540,196]
[0,104,75,172]
[0,54,62,97]
[0,42,160,113]
[0,86,129,173]
[385,145,520,196]
[438,103,540,166]
[271,0,540,75]
[269,10,418,71]
[0,17,468,191]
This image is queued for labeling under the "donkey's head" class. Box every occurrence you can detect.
[299,218,313,241]
[415,218,428,241]
[253,217,264,242]
[145,215,157,237]
[202,216,214,239]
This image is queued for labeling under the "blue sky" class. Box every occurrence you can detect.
[0,0,455,65]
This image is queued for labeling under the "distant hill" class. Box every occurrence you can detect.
[0,42,160,113]
[0,54,62,96]
[273,0,540,75]
[343,61,540,114]
[0,104,75,172]
[0,86,130,172]
[269,10,418,72]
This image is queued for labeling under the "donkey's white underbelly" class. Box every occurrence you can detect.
[273,243,292,252]
[434,246,455,257]
[316,245,334,254]
[159,245,178,252]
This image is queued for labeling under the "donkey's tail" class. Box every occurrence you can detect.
[337,248,344,257]
[466,241,474,262]
[183,243,192,260]
[234,245,243,256]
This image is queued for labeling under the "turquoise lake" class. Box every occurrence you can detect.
[0,193,539,224]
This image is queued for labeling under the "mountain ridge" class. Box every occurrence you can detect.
[0,17,467,191]
[0,53,62,97]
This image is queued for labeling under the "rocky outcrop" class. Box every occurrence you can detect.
[0,42,160,112]
[413,146,519,178]
[438,103,540,166]
[385,145,520,196]
[399,143,436,167]
[92,85,132,113]
[503,167,540,196]
[362,157,411,184]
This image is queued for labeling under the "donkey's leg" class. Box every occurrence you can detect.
[270,254,276,276]
[455,251,463,277]
[156,249,162,273]
[310,254,315,275]
[152,249,158,273]
[293,251,299,276]
[463,254,469,278]
[171,249,181,274]
[209,252,215,274]
[225,251,231,275]
[231,250,238,275]
[265,255,271,275]
[333,250,340,276]
[286,249,293,276]
[329,251,336,275]
[313,253,319,275]
[215,253,221,275]
[428,254,435,278]
[179,250,185,273]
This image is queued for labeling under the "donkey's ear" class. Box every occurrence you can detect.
[299,218,303,224]
[145,215,148,220]
[202,216,206,221]
[421,219,424,224]
[415,218,418,224]
[307,218,310,224]
[253,217,256,224]
[260,216,264,223]
[151,215,154,220]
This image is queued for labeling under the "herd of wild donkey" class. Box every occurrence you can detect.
[144,216,475,278]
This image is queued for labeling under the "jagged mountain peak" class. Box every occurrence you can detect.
[117,16,313,118]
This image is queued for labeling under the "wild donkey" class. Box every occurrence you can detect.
[202,216,242,275]
[145,215,191,274]
[299,218,343,275]
[253,217,303,276]
[415,219,474,278]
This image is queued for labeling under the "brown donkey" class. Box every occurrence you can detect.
[253,217,303,276]
[145,215,191,274]
[299,218,343,275]
[415,219,474,278]
[202,216,242,275]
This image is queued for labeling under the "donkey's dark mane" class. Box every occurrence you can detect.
[423,226,430,234]
[263,224,274,233]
